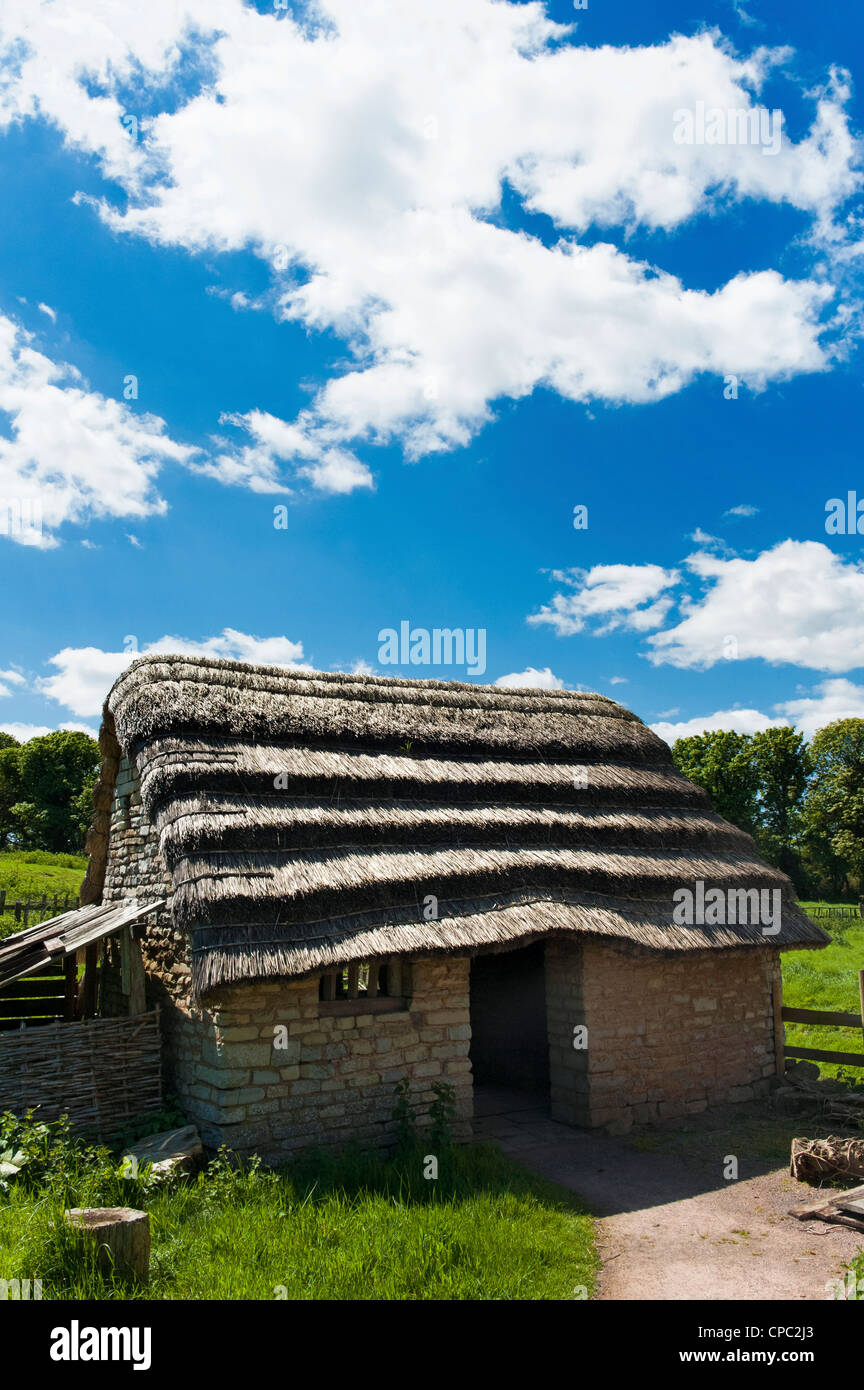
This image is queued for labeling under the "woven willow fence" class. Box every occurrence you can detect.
[0,1008,162,1137]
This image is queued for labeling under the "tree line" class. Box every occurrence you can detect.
[0,730,100,854]
[671,719,864,898]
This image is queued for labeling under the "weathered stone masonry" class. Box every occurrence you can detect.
[546,938,781,1135]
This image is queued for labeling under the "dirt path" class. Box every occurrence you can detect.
[474,1090,861,1300]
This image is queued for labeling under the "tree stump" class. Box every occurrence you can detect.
[64,1207,150,1281]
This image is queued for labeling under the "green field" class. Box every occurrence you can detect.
[782,902,864,1079]
[0,1116,598,1301]
[0,850,87,940]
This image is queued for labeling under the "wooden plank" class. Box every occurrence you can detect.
[789,1182,864,1218]
[782,1005,863,1027]
[785,1044,864,1067]
[64,955,78,1022]
[366,960,380,999]
[772,976,785,1077]
[124,929,147,1017]
[346,962,359,1001]
[320,971,336,1001]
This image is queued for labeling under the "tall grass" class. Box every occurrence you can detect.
[0,850,87,939]
[0,1114,597,1301]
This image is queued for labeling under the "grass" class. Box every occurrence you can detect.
[0,850,86,940]
[782,901,864,1080]
[0,1116,598,1301]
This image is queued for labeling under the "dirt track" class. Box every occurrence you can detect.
[474,1088,862,1300]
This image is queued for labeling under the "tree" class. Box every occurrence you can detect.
[0,737,22,850]
[671,730,760,834]
[3,731,100,853]
[750,726,811,887]
[804,718,864,896]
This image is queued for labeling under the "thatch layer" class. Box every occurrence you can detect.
[100,655,828,994]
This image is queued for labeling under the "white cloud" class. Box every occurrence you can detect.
[529,563,680,637]
[648,540,864,672]
[0,3,858,475]
[0,312,196,545]
[37,629,308,718]
[776,677,864,737]
[650,677,864,743]
[494,666,564,690]
[608,676,628,685]
[651,707,788,744]
[37,302,56,322]
[0,720,97,741]
[724,503,759,517]
[0,667,26,698]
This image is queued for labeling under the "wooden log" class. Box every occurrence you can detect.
[64,1207,150,1281]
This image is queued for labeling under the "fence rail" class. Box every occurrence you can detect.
[0,891,80,929]
[809,904,863,919]
[781,968,864,1069]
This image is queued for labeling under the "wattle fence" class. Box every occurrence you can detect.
[0,1008,163,1137]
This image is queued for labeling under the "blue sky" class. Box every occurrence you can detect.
[0,0,863,743]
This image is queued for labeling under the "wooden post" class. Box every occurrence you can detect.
[772,975,785,1077]
[64,1207,150,1281]
[81,942,99,1018]
[119,928,147,1016]
[64,955,78,1022]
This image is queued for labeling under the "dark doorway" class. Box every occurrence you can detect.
[469,942,550,1094]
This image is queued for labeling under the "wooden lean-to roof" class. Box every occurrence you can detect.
[95,655,826,996]
[0,900,163,989]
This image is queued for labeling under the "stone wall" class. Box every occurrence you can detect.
[546,938,781,1135]
[169,958,473,1158]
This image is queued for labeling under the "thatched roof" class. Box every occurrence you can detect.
[96,655,826,995]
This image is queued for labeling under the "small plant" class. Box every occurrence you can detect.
[391,1078,417,1151]
[428,1082,457,1152]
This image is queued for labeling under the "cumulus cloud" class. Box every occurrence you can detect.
[0,720,98,741]
[0,2,859,479]
[529,563,680,637]
[38,629,308,717]
[776,677,864,737]
[494,666,564,690]
[650,677,864,743]
[724,503,759,517]
[0,312,195,545]
[651,707,788,744]
[0,667,26,698]
[647,540,864,672]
